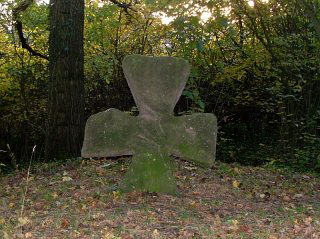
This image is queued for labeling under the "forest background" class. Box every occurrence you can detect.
[0,0,319,173]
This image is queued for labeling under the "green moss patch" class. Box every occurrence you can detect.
[121,152,178,195]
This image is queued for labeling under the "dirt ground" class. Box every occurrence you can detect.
[1,158,319,239]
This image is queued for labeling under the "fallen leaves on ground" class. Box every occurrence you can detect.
[0,158,319,238]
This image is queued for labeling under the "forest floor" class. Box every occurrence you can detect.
[0,157,319,239]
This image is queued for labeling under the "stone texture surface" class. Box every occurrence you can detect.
[81,108,138,158]
[82,110,217,168]
[122,55,190,119]
[81,54,217,194]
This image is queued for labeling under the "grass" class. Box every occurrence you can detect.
[0,157,319,239]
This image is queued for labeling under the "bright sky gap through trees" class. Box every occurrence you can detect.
[37,0,263,24]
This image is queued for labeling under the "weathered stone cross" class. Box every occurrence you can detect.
[81,55,217,194]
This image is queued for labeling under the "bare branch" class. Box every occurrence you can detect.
[15,21,49,60]
[108,0,137,17]
[12,0,48,60]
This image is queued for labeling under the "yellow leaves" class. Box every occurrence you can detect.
[41,218,53,227]
[81,203,87,210]
[304,216,313,226]
[62,176,73,182]
[2,231,10,239]
[62,171,73,182]
[259,192,271,200]
[8,202,15,208]
[268,236,279,239]
[102,231,116,239]
[51,191,58,199]
[225,219,242,234]
[152,229,160,238]
[214,213,222,226]
[189,200,198,208]
[91,212,103,220]
[293,193,304,199]
[293,217,314,235]
[233,167,241,174]
[232,180,240,188]
[228,219,239,231]
[18,216,30,226]
[112,190,121,200]
[24,232,33,238]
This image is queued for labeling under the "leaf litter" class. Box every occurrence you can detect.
[0,158,319,239]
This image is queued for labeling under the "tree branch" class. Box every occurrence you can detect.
[15,21,49,60]
[108,0,137,17]
[12,0,49,60]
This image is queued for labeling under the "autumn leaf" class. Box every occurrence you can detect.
[112,190,121,200]
[60,218,69,229]
[103,231,116,239]
[189,200,197,208]
[282,195,291,202]
[152,229,160,238]
[304,217,312,226]
[293,193,303,199]
[232,180,240,188]
[18,217,30,226]
[234,167,240,174]
[268,236,278,239]
[239,224,252,233]
[62,176,73,182]
[52,192,58,199]
[25,232,33,238]
[228,219,239,231]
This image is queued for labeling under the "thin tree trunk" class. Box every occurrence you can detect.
[46,0,85,160]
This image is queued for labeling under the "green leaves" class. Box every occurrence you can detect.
[196,40,205,52]
[144,0,157,4]
[217,16,228,28]
[206,0,216,10]
[182,89,205,112]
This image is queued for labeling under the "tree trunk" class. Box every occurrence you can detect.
[46,0,85,160]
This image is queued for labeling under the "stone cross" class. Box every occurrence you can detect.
[81,55,217,193]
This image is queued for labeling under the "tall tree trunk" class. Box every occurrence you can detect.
[46,0,85,160]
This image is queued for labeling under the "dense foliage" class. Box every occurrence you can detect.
[0,0,319,172]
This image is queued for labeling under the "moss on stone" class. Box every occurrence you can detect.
[176,143,210,168]
[82,55,218,195]
[120,151,179,196]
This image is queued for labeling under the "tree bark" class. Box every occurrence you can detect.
[46,0,85,160]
